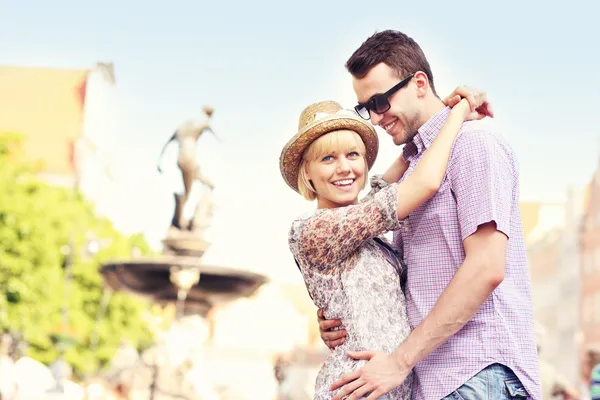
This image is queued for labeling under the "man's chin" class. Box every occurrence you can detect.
[392,135,406,146]
[392,130,417,146]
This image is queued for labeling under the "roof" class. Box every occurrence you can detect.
[0,65,89,176]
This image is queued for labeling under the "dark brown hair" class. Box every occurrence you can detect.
[346,30,438,96]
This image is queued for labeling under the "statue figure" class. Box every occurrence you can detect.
[157,105,219,231]
[190,188,214,234]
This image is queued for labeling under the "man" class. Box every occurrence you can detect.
[318,30,541,399]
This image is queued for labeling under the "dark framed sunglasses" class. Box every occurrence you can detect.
[354,73,415,120]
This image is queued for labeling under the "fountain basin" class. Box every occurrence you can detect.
[100,256,268,317]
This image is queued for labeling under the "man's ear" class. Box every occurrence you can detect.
[413,71,430,99]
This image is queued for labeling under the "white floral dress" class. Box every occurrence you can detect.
[289,176,412,400]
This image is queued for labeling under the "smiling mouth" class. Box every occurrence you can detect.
[331,178,355,187]
[381,119,398,133]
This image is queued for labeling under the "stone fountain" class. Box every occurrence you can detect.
[99,107,268,399]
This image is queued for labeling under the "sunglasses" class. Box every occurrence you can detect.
[354,73,415,120]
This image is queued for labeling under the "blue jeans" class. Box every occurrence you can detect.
[442,363,529,399]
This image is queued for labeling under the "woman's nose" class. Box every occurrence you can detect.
[336,157,351,173]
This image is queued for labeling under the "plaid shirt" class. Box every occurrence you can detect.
[394,107,541,400]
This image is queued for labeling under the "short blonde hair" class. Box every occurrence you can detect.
[298,129,368,201]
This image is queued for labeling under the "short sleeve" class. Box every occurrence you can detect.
[448,130,517,241]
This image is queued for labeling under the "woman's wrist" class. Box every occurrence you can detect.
[451,99,471,120]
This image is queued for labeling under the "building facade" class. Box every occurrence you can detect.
[580,164,600,352]
[0,63,119,219]
[523,187,586,386]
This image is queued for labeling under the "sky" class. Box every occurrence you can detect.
[1,0,599,283]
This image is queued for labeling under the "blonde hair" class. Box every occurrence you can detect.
[298,129,368,201]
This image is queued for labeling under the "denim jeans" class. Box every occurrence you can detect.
[442,363,529,399]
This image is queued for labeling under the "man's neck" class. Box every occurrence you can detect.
[402,97,448,156]
[419,97,446,128]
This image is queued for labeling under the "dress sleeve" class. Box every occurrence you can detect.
[360,174,391,203]
[291,183,403,270]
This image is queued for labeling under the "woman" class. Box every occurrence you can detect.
[279,92,488,399]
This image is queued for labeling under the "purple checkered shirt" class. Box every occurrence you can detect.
[394,107,541,400]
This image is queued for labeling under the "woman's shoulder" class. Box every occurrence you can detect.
[290,209,318,229]
[288,210,319,247]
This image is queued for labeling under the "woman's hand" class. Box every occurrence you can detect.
[443,85,494,120]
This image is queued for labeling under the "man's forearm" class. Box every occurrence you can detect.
[393,256,503,370]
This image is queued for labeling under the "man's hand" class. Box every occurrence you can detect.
[330,351,409,400]
[443,85,494,120]
[317,309,346,350]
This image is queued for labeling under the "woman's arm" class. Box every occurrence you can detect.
[295,184,402,270]
[394,98,477,220]
[382,157,409,184]
[384,85,492,187]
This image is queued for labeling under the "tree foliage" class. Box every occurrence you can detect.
[0,132,155,377]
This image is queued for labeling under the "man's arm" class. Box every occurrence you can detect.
[393,130,518,370]
[392,221,506,368]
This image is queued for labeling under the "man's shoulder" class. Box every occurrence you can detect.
[456,121,509,146]
[452,121,516,161]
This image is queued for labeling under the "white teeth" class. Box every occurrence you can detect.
[333,179,354,186]
[383,121,396,132]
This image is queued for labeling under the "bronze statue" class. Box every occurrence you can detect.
[157,105,219,231]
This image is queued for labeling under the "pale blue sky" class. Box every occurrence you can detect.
[1,0,599,282]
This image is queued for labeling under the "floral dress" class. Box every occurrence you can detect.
[289,176,412,400]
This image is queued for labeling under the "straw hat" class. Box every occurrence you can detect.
[279,100,378,193]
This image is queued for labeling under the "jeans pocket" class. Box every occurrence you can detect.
[442,391,465,400]
[505,377,529,398]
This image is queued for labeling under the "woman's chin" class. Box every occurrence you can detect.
[333,194,360,207]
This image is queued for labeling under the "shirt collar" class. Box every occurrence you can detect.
[402,106,451,160]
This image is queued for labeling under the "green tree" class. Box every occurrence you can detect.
[0,132,155,377]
